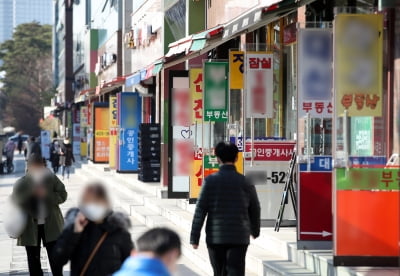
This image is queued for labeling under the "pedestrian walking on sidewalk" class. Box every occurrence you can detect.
[27,136,42,159]
[190,142,261,276]
[114,227,181,276]
[60,139,75,180]
[50,140,61,174]
[53,182,133,276]
[12,154,67,276]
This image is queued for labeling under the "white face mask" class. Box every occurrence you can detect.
[80,203,108,222]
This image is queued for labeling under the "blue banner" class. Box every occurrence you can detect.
[299,156,332,172]
[117,92,142,172]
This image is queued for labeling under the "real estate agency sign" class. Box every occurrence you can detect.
[245,52,274,118]
[298,29,333,118]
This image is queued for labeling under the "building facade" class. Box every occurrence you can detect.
[57,0,400,269]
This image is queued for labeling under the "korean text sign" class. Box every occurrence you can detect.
[298,29,333,118]
[204,62,229,121]
[109,96,118,168]
[117,93,142,172]
[334,14,383,117]
[172,76,192,192]
[189,69,203,123]
[94,104,109,163]
[229,50,244,89]
[245,52,274,118]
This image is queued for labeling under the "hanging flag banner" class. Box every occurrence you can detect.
[72,124,80,155]
[80,106,88,156]
[229,50,244,89]
[334,14,383,117]
[93,103,109,163]
[117,93,142,172]
[190,68,203,123]
[172,75,192,192]
[109,96,118,169]
[298,29,333,118]
[245,52,274,118]
[173,77,191,127]
[40,130,51,160]
[204,62,229,121]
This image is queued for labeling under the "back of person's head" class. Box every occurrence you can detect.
[30,136,36,142]
[27,154,44,167]
[215,142,239,164]
[136,228,181,272]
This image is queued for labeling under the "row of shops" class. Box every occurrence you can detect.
[56,0,399,268]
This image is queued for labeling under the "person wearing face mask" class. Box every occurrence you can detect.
[12,154,67,276]
[53,182,133,276]
[113,228,182,276]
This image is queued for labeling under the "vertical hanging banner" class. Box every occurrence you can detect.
[298,29,333,118]
[109,96,117,169]
[117,92,142,172]
[172,76,192,192]
[190,68,203,123]
[72,124,81,155]
[40,130,51,160]
[245,52,274,118]
[93,103,109,163]
[229,51,244,89]
[189,68,203,200]
[80,106,88,157]
[335,14,383,117]
[204,62,229,121]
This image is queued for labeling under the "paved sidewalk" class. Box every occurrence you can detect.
[0,155,203,276]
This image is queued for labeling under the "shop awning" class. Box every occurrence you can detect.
[165,25,224,58]
[165,36,193,57]
[125,72,141,87]
[164,0,316,68]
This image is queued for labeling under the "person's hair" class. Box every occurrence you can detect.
[214,142,239,163]
[136,228,181,257]
[30,136,36,142]
[27,154,44,166]
[84,182,110,204]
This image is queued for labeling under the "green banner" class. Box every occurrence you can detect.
[336,168,400,191]
[203,155,219,169]
[351,117,373,156]
[203,62,229,122]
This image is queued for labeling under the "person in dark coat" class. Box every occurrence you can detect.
[53,182,133,276]
[12,154,67,276]
[17,134,23,154]
[60,139,75,180]
[27,136,42,159]
[190,142,261,276]
[49,140,61,174]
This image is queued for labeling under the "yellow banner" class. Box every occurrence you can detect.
[335,14,383,117]
[189,159,203,199]
[94,106,110,163]
[189,68,203,124]
[109,96,117,168]
[229,50,244,89]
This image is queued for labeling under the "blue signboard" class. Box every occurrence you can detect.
[299,156,332,172]
[117,92,142,172]
[349,156,386,166]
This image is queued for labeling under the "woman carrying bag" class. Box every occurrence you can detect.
[53,182,133,276]
[12,154,67,276]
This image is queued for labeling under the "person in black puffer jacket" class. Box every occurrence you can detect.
[53,182,133,276]
[190,142,261,276]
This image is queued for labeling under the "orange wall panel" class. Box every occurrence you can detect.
[336,190,400,256]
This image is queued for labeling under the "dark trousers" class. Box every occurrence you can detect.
[25,225,63,276]
[207,244,248,276]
